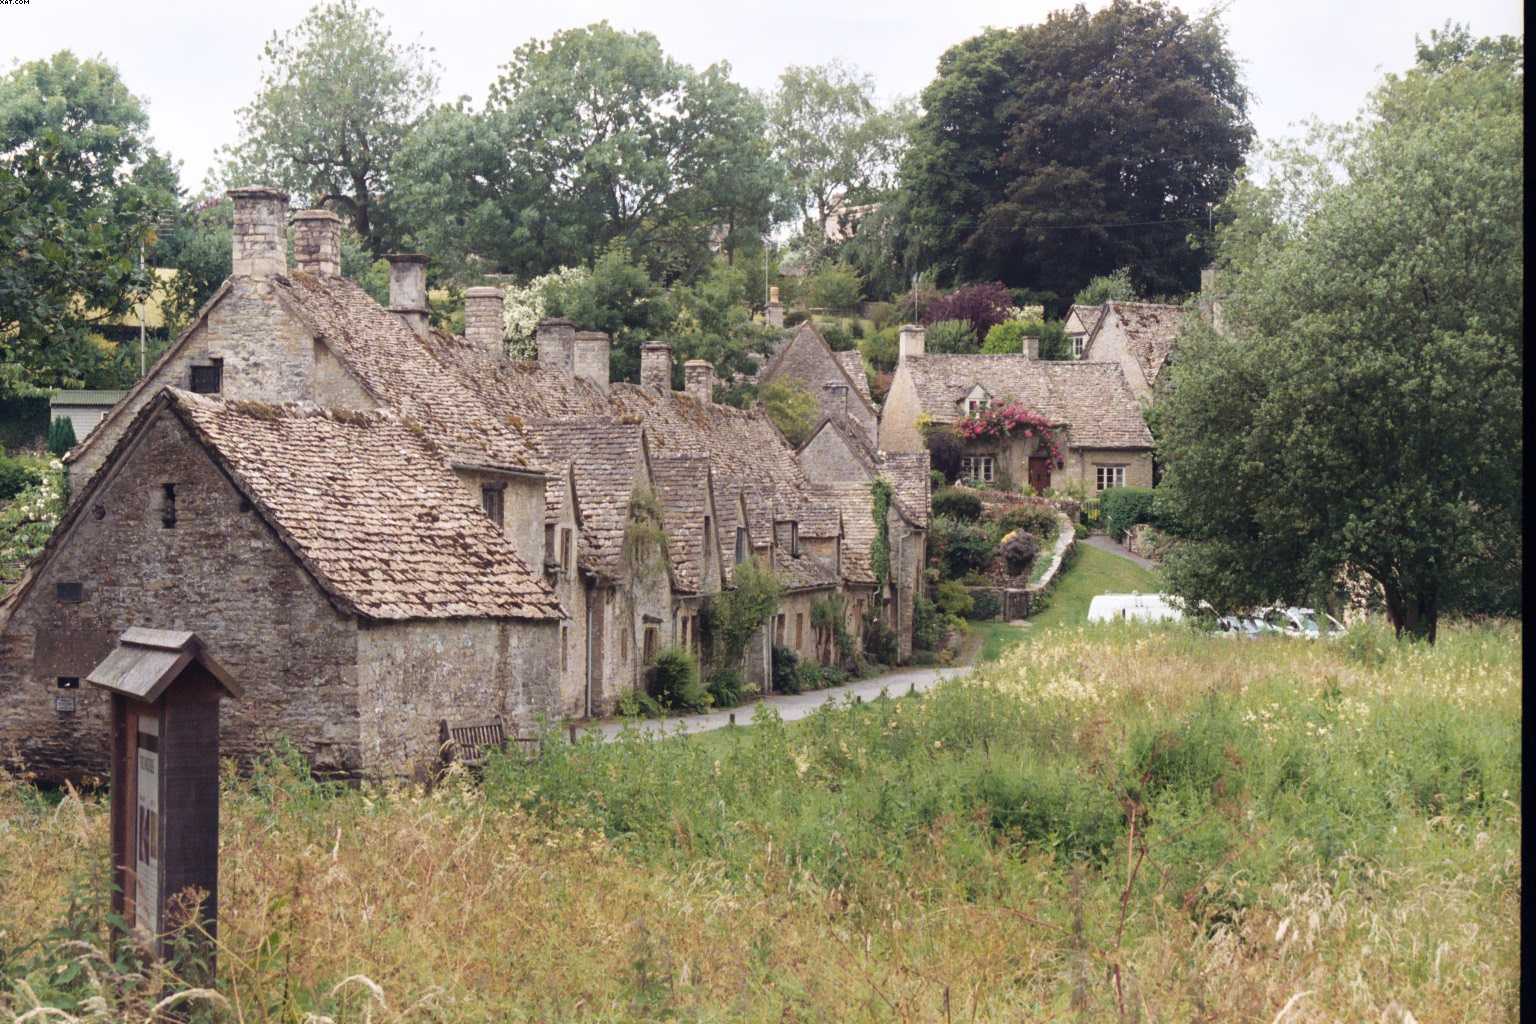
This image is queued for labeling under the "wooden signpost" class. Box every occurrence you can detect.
[86,628,241,973]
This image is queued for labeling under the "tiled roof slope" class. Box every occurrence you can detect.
[902,356,1152,448]
[650,456,716,594]
[773,548,840,592]
[834,350,874,406]
[169,389,561,621]
[524,416,648,579]
[759,322,878,420]
[277,273,541,471]
[423,332,612,420]
[812,483,880,585]
[880,451,932,528]
[1100,301,1185,388]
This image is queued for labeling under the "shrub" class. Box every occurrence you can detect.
[806,262,864,310]
[993,505,1058,543]
[821,665,849,687]
[864,301,896,329]
[0,455,42,502]
[968,589,1001,620]
[932,487,983,521]
[849,319,866,340]
[1074,267,1136,306]
[929,514,994,580]
[1000,531,1040,575]
[859,328,899,373]
[706,668,747,708]
[46,416,76,457]
[650,646,710,711]
[760,379,819,448]
[772,645,801,694]
[981,319,1032,355]
[929,469,946,491]
[1100,486,1157,541]
[912,594,948,651]
[922,281,1013,339]
[820,319,852,351]
[923,425,964,483]
[795,662,825,691]
[935,581,974,619]
[925,319,977,354]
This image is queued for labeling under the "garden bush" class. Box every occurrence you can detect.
[0,455,42,502]
[859,328,898,373]
[992,504,1058,543]
[1099,486,1156,541]
[706,668,747,708]
[935,580,974,619]
[1000,531,1040,575]
[862,615,898,665]
[931,487,982,521]
[794,662,825,691]
[911,595,947,651]
[46,416,76,457]
[967,589,1001,620]
[771,645,801,694]
[924,319,977,354]
[649,646,710,711]
[929,514,994,580]
[929,469,946,491]
[922,282,1013,339]
[923,426,964,483]
[820,319,852,351]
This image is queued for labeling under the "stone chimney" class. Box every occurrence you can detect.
[573,331,611,390]
[641,343,673,391]
[464,286,505,352]
[228,186,289,277]
[824,381,850,418]
[385,254,430,336]
[765,285,785,329]
[290,209,341,276]
[684,359,715,404]
[535,318,576,374]
[898,324,926,363]
[1022,332,1040,360]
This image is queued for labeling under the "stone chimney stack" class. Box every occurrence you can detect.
[290,209,341,276]
[765,285,785,329]
[640,343,674,391]
[464,286,505,352]
[684,359,715,404]
[898,324,926,363]
[1022,332,1040,360]
[228,186,289,277]
[385,254,430,336]
[535,318,576,375]
[573,331,611,390]
[824,381,850,418]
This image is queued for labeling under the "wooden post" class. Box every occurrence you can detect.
[568,723,578,744]
[729,712,736,726]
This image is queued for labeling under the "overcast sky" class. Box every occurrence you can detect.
[1,0,1524,190]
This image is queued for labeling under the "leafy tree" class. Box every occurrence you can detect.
[541,242,676,382]
[1073,268,1136,306]
[767,60,913,247]
[922,281,1013,338]
[759,379,820,448]
[224,0,438,251]
[982,318,1071,359]
[901,1,1251,300]
[1154,28,1522,641]
[924,319,976,354]
[804,262,864,310]
[0,52,177,393]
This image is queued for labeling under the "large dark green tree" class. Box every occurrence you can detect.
[224,0,438,251]
[1153,26,1523,641]
[901,1,1251,302]
[0,52,177,393]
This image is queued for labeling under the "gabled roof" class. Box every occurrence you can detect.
[18,389,562,623]
[650,455,717,594]
[524,416,650,579]
[1085,301,1186,388]
[758,321,878,420]
[899,355,1152,449]
[1066,303,1106,336]
[879,452,932,528]
[810,483,880,586]
[833,350,873,406]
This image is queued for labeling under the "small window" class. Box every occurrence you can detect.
[966,398,990,418]
[703,516,714,565]
[681,617,690,647]
[160,484,177,528]
[734,527,747,565]
[55,582,84,603]
[789,522,799,558]
[190,359,223,395]
[544,524,556,562]
[561,528,572,571]
[481,484,505,528]
[960,456,995,484]
[1095,464,1127,491]
[774,613,786,645]
[561,625,569,672]
[1072,336,1087,359]
[57,676,81,689]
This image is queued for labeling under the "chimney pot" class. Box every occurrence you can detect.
[385,253,430,336]
[535,318,576,375]
[1022,332,1040,360]
[684,359,715,404]
[228,186,289,277]
[898,324,926,363]
[464,286,505,352]
[640,343,673,391]
[573,331,611,391]
[290,209,342,277]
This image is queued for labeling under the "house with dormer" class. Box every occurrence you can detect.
[1071,301,1187,404]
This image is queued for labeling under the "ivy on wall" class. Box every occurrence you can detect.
[871,477,893,590]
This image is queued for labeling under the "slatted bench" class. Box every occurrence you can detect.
[437,716,541,769]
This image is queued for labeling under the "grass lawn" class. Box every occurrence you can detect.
[978,540,1159,662]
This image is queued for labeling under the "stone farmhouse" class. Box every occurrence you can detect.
[0,187,928,779]
[879,323,1154,493]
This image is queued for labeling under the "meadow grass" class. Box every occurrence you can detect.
[0,618,1519,1022]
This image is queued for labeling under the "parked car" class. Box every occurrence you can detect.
[1252,606,1345,638]
[1087,593,1185,624]
[1215,615,1265,638]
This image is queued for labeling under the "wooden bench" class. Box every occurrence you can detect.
[437,716,541,769]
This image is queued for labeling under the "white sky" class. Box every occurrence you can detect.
[1,0,1524,191]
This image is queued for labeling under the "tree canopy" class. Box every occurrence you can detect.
[1153,26,1523,641]
[901,0,1251,303]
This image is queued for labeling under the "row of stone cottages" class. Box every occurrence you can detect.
[0,187,929,781]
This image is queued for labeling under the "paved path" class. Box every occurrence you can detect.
[591,663,968,739]
[1080,533,1158,571]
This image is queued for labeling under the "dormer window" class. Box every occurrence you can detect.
[1071,335,1087,359]
[190,359,223,395]
[964,385,991,418]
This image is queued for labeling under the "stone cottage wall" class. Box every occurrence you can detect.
[1,407,360,780]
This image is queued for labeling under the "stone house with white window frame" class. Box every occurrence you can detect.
[878,324,1153,495]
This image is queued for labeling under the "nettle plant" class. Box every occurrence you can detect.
[955,402,1063,466]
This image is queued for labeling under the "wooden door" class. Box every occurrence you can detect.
[1028,456,1053,494]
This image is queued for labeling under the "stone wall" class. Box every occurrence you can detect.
[876,365,926,453]
[799,426,867,483]
[1,406,361,780]
[355,617,559,776]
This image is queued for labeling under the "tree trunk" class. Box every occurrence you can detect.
[1383,579,1438,643]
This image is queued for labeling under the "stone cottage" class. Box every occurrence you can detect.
[879,324,1154,493]
[0,389,561,781]
[1073,301,1187,405]
[756,321,879,446]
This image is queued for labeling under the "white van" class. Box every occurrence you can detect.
[1086,593,1185,624]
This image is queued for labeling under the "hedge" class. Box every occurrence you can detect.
[0,393,51,452]
[1099,486,1156,542]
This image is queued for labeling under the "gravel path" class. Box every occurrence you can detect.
[1080,533,1158,571]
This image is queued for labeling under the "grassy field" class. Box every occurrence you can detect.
[1,615,1519,1022]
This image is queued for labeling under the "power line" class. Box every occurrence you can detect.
[1024,215,1210,231]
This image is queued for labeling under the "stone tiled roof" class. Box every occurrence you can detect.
[524,416,647,579]
[811,483,880,586]
[169,389,561,621]
[277,274,542,472]
[423,332,611,420]
[880,452,932,528]
[833,350,873,405]
[901,356,1152,449]
[650,455,717,594]
[759,321,878,420]
[772,547,839,593]
[1092,301,1186,387]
